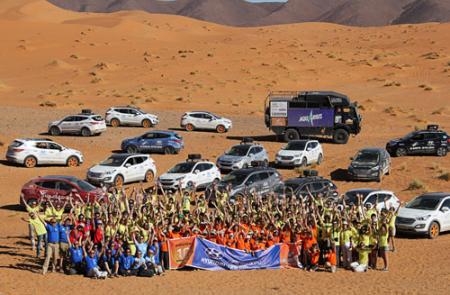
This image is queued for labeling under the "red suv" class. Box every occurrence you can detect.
[20,175,105,206]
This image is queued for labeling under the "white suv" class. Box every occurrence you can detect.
[275,140,323,167]
[158,154,221,190]
[396,192,450,239]
[48,110,106,137]
[87,154,156,187]
[344,189,401,211]
[105,106,159,128]
[180,111,232,133]
[5,138,83,168]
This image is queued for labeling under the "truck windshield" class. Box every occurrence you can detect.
[354,151,379,164]
[285,141,306,150]
[168,162,195,174]
[406,196,440,211]
[226,145,250,156]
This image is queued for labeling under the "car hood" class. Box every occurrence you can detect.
[159,173,187,180]
[398,207,435,218]
[350,161,377,168]
[219,118,232,124]
[89,165,119,174]
[66,148,83,155]
[48,120,60,126]
[277,150,303,157]
[218,155,244,162]
[388,138,402,145]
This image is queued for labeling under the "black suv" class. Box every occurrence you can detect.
[386,125,449,157]
[348,148,391,182]
[274,175,338,199]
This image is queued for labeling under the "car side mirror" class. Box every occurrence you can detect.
[307,148,312,151]
[441,206,449,213]
[194,169,200,174]
[125,163,131,168]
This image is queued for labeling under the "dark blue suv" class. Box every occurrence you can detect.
[121,131,184,154]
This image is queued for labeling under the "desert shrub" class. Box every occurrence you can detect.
[407,179,425,190]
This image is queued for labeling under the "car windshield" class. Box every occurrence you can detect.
[354,151,379,164]
[168,162,195,174]
[100,156,126,167]
[405,196,440,210]
[344,191,372,205]
[226,145,250,156]
[402,131,416,140]
[285,141,306,151]
[222,172,248,186]
[74,179,96,192]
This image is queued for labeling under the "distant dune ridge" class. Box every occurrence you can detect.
[47,0,450,26]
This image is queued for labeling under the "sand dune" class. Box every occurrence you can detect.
[0,1,450,294]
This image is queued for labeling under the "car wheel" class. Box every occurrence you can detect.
[317,153,323,165]
[66,156,79,167]
[81,128,91,137]
[110,118,120,127]
[144,170,155,183]
[436,147,447,157]
[114,175,124,187]
[185,123,194,132]
[395,147,407,157]
[428,222,440,239]
[301,157,307,167]
[284,129,300,142]
[164,146,175,155]
[216,125,226,133]
[142,119,152,128]
[126,145,138,154]
[49,126,61,136]
[24,156,37,168]
[333,129,349,144]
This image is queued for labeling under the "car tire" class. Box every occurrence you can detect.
[114,175,124,187]
[301,157,307,167]
[81,128,91,137]
[333,129,349,144]
[395,147,407,157]
[185,123,194,132]
[377,171,383,182]
[49,126,61,136]
[66,156,80,167]
[317,153,323,165]
[110,118,120,127]
[144,170,155,183]
[126,145,138,154]
[164,146,175,155]
[24,156,37,168]
[436,147,447,157]
[142,119,152,128]
[284,129,300,142]
[216,125,226,133]
[428,222,440,239]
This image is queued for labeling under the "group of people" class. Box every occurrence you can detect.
[22,181,400,278]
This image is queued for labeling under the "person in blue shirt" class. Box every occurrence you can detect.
[118,248,136,276]
[58,218,72,272]
[42,217,60,275]
[68,240,83,275]
[101,248,119,277]
[83,241,107,279]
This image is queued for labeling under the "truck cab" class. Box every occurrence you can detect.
[264,91,361,144]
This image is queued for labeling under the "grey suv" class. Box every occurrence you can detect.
[348,148,391,182]
[216,138,269,172]
[217,166,282,199]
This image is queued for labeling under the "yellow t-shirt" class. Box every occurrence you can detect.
[29,218,47,236]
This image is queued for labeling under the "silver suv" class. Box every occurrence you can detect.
[217,167,282,199]
[216,138,269,172]
[105,106,159,128]
[48,110,106,137]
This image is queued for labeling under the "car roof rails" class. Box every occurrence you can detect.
[80,109,94,115]
[187,154,202,162]
[240,137,254,144]
[427,124,439,131]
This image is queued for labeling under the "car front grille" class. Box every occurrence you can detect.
[396,217,415,225]
[281,156,293,160]
[89,172,103,178]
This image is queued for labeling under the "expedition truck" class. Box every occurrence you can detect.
[264,91,362,144]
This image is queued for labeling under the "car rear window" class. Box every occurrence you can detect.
[9,140,23,148]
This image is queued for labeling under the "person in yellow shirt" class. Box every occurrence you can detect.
[22,212,47,257]
[378,223,390,271]
[21,195,42,251]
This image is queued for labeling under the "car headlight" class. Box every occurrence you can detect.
[371,166,380,171]
[416,215,431,221]
[105,170,116,175]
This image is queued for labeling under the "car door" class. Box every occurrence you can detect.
[38,180,59,200]
[201,113,214,129]
[59,116,75,132]
[55,180,74,202]
[128,109,142,125]
[34,142,51,164]
[122,157,137,182]
[305,142,315,163]
[132,156,146,181]
[245,173,262,193]
[259,172,272,195]
[423,133,438,154]
[189,113,202,128]
[408,133,425,154]
[139,133,156,152]
[47,142,65,164]
[156,133,169,151]
[439,199,450,231]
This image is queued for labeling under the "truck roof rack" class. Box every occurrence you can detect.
[427,124,439,131]
[80,109,93,114]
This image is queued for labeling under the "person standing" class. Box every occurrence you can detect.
[58,217,72,272]
[22,212,47,257]
[42,217,60,274]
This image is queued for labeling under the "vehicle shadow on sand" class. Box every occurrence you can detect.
[226,135,280,143]
[330,168,350,181]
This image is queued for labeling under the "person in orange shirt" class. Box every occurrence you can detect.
[257,236,266,251]
[157,229,169,271]
[266,234,275,248]
[272,230,280,244]
[281,225,292,243]
[225,233,236,249]
[324,245,337,273]
[308,244,320,272]
[235,232,246,251]
[215,231,225,245]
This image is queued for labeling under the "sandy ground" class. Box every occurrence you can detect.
[0,1,449,294]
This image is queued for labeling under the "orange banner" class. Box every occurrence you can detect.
[168,236,195,269]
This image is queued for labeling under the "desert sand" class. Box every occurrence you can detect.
[0,1,449,294]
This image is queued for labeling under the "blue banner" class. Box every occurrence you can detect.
[287,108,334,127]
[189,238,281,271]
